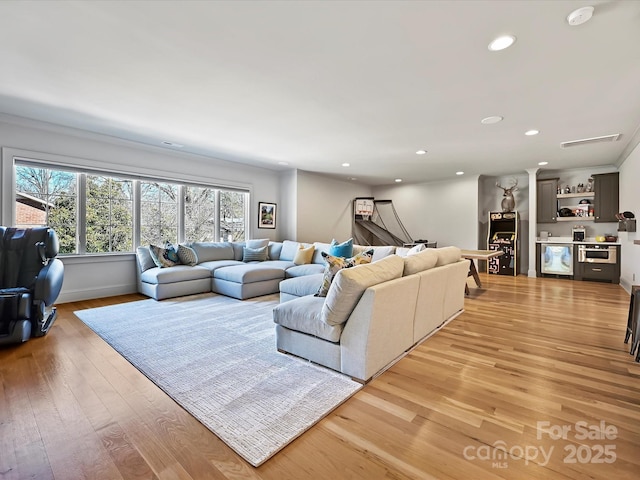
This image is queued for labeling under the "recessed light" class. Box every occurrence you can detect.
[525,129,539,136]
[349,177,357,181]
[416,149,427,155]
[278,161,289,166]
[567,6,594,26]
[342,163,350,167]
[162,141,184,148]
[395,178,403,183]
[538,162,548,166]
[488,35,516,51]
[456,171,464,176]
[481,116,504,125]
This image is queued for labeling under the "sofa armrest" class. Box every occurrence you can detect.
[339,275,419,382]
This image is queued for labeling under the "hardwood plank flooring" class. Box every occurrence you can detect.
[1,274,639,479]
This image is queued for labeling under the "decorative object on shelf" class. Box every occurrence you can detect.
[616,212,636,232]
[586,177,593,192]
[496,178,518,212]
[258,202,277,229]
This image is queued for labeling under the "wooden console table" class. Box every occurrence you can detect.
[460,249,504,294]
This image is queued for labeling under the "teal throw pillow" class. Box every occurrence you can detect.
[328,238,353,258]
[243,245,268,262]
[164,241,180,263]
[149,244,180,268]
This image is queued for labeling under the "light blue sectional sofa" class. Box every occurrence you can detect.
[135,239,395,300]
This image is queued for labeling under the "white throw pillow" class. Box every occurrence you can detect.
[407,243,426,255]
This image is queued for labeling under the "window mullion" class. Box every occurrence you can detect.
[77,173,87,254]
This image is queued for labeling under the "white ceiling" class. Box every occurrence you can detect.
[1,0,639,186]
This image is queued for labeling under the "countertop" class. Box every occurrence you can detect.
[536,236,621,245]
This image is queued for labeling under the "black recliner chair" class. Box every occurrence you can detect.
[0,226,64,345]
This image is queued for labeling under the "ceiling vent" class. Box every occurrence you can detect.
[560,134,621,148]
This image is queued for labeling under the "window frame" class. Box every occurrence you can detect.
[5,150,251,256]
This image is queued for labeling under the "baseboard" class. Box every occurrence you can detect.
[57,284,138,303]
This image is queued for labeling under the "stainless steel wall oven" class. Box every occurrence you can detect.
[577,244,617,264]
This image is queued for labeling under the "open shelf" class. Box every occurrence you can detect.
[557,192,595,199]
[557,217,594,222]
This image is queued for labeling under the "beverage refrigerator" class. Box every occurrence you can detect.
[540,243,574,276]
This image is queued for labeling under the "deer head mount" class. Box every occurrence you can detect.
[496,178,518,212]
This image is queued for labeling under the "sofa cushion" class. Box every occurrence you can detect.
[232,242,245,261]
[293,244,315,265]
[403,248,438,276]
[149,244,179,268]
[246,238,270,250]
[213,264,284,284]
[273,295,343,342]
[242,245,268,262]
[322,254,404,326]
[279,240,300,261]
[198,259,245,272]
[315,249,374,298]
[329,238,353,258]
[136,246,156,272]
[285,264,325,277]
[177,244,198,266]
[191,242,235,262]
[311,242,331,264]
[279,274,324,298]
[140,265,211,284]
[268,241,283,260]
[435,246,462,266]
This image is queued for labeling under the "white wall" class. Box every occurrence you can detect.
[0,115,282,302]
[295,171,372,243]
[373,176,479,250]
[618,142,640,292]
[278,169,297,241]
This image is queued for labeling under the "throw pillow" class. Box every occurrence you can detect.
[242,245,268,262]
[293,244,315,265]
[246,238,270,259]
[328,238,353,258]
[315,248,374,297]
[164,241,180,263]
[149,244,180,268]
[407,243,426,256]
[177,244,198,266]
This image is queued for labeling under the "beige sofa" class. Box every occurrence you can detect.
[273,247,470,383]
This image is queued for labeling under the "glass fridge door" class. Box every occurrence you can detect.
[541,244,574,275]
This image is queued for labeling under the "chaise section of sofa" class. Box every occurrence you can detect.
[273,246,470,383]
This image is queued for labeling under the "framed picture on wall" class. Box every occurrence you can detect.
[258,202,277,229]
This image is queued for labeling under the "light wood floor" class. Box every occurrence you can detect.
[1,274,639,479]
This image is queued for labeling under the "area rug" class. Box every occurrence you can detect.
[74,293,362,467]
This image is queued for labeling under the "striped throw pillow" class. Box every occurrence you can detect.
[242,246,268,262]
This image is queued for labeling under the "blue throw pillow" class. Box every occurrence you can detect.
[328,238,353,258]
[243,245,268,262]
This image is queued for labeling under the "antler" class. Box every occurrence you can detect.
[496,178,518,192]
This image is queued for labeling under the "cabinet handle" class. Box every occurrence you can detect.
[591,268,602,272]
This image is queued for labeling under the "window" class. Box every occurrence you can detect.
[140,181,178,246]
[15,165,78,254]
[86,174,133,253]
[220,190,246,242]
[184,185,216,242]
[14,159,249,255]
